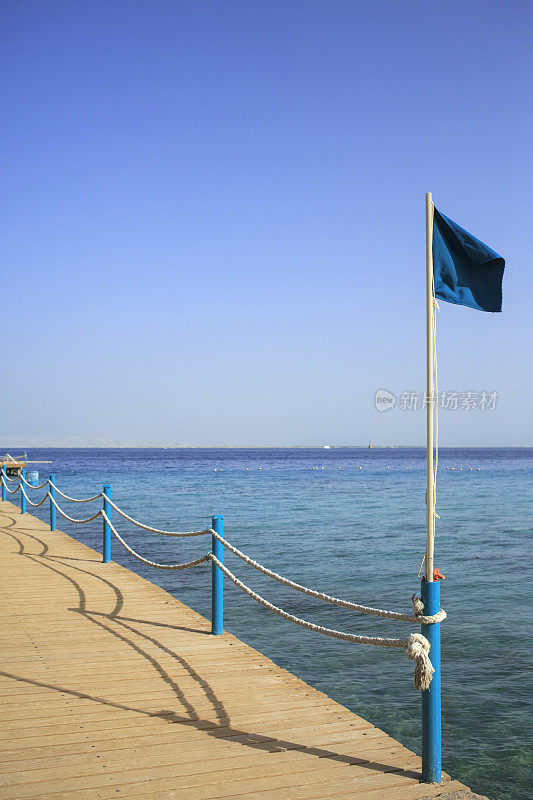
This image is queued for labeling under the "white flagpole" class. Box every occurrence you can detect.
[425,192,435,582]
[421,195,441,786]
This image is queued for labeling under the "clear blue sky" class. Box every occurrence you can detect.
[1,0,531,446]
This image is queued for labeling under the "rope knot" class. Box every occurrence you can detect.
[406,633,434,690]
[412,596,425,616]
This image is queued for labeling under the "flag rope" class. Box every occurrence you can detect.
[419,282,440,580]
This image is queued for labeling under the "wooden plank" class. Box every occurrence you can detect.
[0,747,423,789]
[0,740,408,773]
[0,503,469,800]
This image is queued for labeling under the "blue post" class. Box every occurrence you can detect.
[20,469,26,514]
[1,466,5,501]
[421,579,442,783]
[211,515,224,635]
[102,485,111,563]
[49,474,56,531]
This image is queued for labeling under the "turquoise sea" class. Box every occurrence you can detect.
[10,447,532,800]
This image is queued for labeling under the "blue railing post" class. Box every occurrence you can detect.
[102,485,111,563]
[1,466,6,501]
[211,515,224,635]
[49,474,56,531]
[421,578,442,783]
[20,469,26,514]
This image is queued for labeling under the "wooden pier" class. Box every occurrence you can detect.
[0,501,471,800]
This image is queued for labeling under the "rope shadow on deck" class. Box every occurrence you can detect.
[1,516,420,780]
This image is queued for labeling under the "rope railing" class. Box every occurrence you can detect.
[207,553,434,689]
[14,472,105,503]
[101,511,209,570]
[19,484,50,508]
[1,468,444,692]
[1,477,21,495]
[209,527,446,625]
[48,493,102,525]
[208,552,409,648]
[19,473,50,490]
[103,495,210,537]
[53,485,103,503]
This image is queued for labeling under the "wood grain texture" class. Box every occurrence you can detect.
[0,501,467,799]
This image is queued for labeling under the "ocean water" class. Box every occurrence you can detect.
[9,447,532,800]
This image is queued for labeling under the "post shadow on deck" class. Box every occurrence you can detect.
[211,515,224,635]
[421,578,441,783]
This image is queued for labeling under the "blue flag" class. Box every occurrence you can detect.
[433,208,505,312]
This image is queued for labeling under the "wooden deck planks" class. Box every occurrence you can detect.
[0,501,467,799]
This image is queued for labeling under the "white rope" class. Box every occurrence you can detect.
[48,494,102,524]
[19,474,50,490]
[101,512,209,570]
[19,485,50,508]
[103,496,210,537]
[406,634,434,690]
[209,530,446,625]
[2,473,21,482]
[208,554,434,689]
[1,478,21,495]
[433,297,439,502]
[53,485,103,503]
[419,294,441,580]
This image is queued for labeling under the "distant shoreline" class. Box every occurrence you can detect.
[2,445,531,450]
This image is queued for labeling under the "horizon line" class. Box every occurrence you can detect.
[1,444,531,450]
